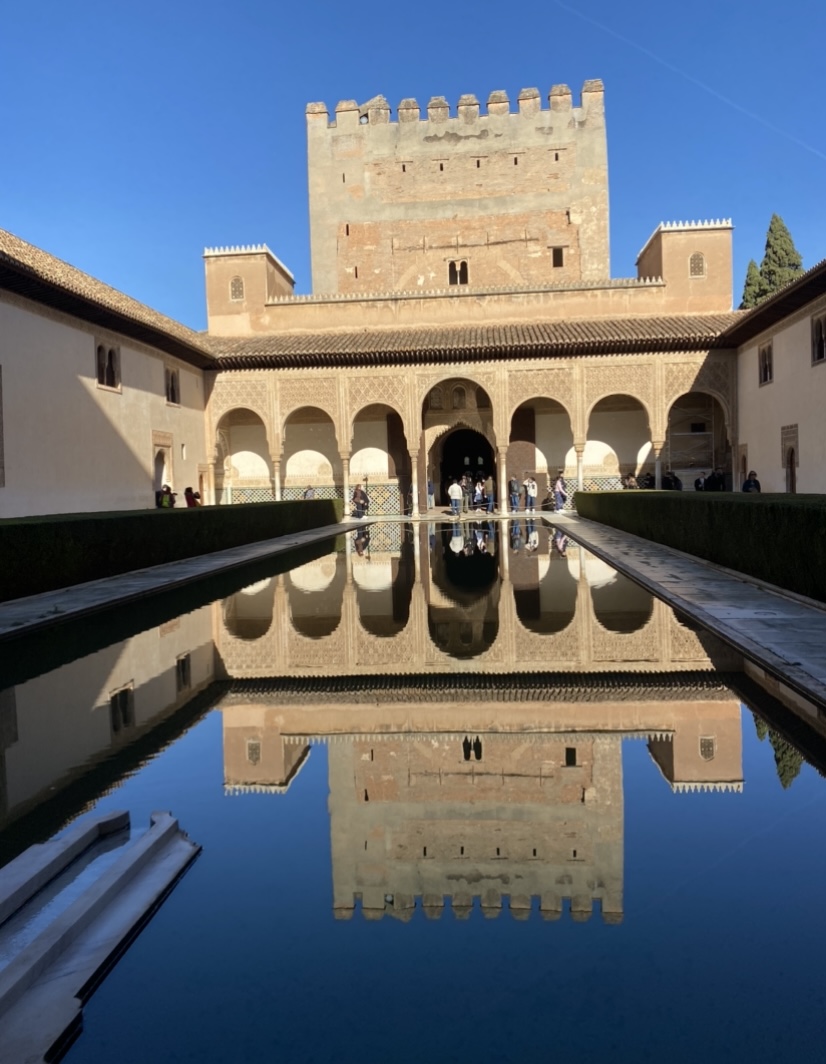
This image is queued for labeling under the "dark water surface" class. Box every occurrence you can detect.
[1,521,824,1063]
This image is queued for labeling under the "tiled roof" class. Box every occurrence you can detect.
[720,258,826,347]
[208,313,743,368]
[0,228,215,368]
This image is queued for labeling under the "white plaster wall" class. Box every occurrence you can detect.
[737,312,826,492]
[351,417,390,478]
[283,419,339,483]
[228,423,270,478]
[3,606,214,815]
[535,410,573,476]
[0,296,208,517]
[584,409,650,473]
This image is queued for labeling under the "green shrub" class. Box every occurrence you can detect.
[0,499,344,602]
[573,492,826,602]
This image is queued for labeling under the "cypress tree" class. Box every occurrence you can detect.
[768,728,803,789]
[740,259,765,309]
[759,214,804,294]
[752,712,768,741]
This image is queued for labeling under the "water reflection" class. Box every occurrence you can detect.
[219,677,747,921]
[216,522,740,675]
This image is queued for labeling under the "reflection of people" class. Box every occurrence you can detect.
[526,519,539,552]
[450,523,464,554]
[353,527,370,556]
[427,478,435,510]
[553,528,568,556]
[448,479,462,516]
[510,520,524,552]
[303,485,315,500]
[352,483,369,518]
[742,470,761,493]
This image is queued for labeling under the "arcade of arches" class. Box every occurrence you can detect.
[206,354,734,511]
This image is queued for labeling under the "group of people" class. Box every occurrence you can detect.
[443,470,568,517]
[155,485,201,508]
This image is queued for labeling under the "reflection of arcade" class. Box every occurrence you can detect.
[215,522,741,677]
[219,677,745,922]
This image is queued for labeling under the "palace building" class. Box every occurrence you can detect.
[1,78,825,519]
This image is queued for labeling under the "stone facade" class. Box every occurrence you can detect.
[306,82,609,295]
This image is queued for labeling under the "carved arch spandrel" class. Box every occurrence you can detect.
[277,378,341,440]
[347,376,412,444]
[210,378,272,439]
[663,359,734,435]
[583,363,655,429]
[506,368,575,426]
[417,368,499,413]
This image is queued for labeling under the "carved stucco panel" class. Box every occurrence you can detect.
[277,377,340,437]
[664,358,733,428]
[507,368,575,420]
[584,363,654,424]
[210,378,271,435]
[347,375,411,441]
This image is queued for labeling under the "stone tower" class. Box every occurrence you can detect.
[306,81,609,296]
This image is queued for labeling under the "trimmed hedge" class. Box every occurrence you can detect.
[0,499,344,602]
[574,491,826,603]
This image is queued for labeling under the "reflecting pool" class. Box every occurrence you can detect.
[1,521,824,1063]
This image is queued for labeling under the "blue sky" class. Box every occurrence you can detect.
[2,0,824,330]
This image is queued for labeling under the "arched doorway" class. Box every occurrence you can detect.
[153,449,167,492]
[350,403,409,514]
[508,398,573,503]
[433,428,494,504]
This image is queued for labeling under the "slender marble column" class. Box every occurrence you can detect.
[340,453,351,512]
[271,456,282,502]
[497,449,508,515]
[409,451,420,517]
[575,445,585,492]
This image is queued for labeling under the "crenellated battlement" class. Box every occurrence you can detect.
[334,892,622,923]
[305,80,604,129]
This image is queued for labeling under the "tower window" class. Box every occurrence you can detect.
[689,252,706,277]
[175,653,191,692]
[345,224,350,236]
[554,151,560,162]
[246,740,261,765]
[230,276,244,301]
[759,342,774,385]
[565,746,577,767]
[439,162,444,172]
[448,260,469,286]
[476,159,481,168]
[552,247,564,268]
[354,266,359,279]
[700,737,716,761]
[513,156,519,165]
[402,163,406,173]
[109,685,134,735]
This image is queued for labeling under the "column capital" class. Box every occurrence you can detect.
[574,442,586,456]
[339,451,351,462]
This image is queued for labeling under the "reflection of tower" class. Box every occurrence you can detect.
[328,733,624,922]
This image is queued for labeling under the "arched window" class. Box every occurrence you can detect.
[96,343,120,388]
[429,387,443,410]
[165,368,180,404]
[689,252,706,277]
[230,275,245,301]
[812,315,826,363]
[452,386,466,410]
[448,260,469,286]
[699,737,715,761]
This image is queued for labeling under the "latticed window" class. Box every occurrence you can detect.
[812,315,826,364]
[689,252,706,277]
[230,275,245,301]
[700,737,716,761]
[759,342,774,385]
[247,740,261,766]
[452,386,466,410]
[429,387,443,410]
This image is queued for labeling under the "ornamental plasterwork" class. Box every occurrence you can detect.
[584,362,655,420]
[287,624,346,668]
[506,368,575,419]
[355,625,417,667]
[668,615,712,662]
[277,377,339,433]
[346,375,411,440]
[590,621,660,663]
[416,368,498,410]
[513,621,580,664]
[664,359,732,424]
[210,378,272,436]
[422,417,497,457]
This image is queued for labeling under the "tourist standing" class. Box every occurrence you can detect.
[694,473,706,491]
[742,470,761,493]
[523,475,538,514]
[303,485,315,500]
[184,486,200,507]
[553,471,567,513]
[485,474,495,513]
[508,474,520,512]
[352,483,369,518]
[427,477,435,510]
[448,479,463,516]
